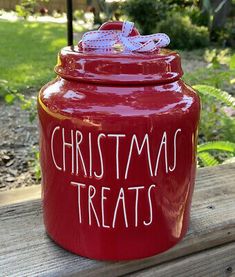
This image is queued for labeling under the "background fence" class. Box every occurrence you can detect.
[0,0,87,13]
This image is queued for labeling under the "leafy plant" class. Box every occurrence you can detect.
[73,9,85,21]
[184,49,235,92]
[15,0,48,19]
[31,148,41,182]
[198,141,235,166]
[183,6,209,27]
[193,85,235,107]
[193,77,235,167]
[0,79,16,99]
[155,12,209,49]
[123,0,169,34]
[15,0,38,19]
[4,90,37,122]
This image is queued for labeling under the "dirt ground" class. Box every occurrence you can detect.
[0,56,207,192]
[0,94,39,191]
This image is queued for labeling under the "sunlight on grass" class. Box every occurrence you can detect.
[0,20,68,90]
[50,38,68,50]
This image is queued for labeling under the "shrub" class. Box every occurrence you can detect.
[15,0,48,19]
[155,13,210,50]
[183,6,209,27]
[15,0,37,19]
[123,0,169,34]
[73,9,85,21]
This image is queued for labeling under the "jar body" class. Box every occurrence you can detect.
[38,77,200,260]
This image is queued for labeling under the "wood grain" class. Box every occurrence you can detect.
[0,185,41,207]
[0,163,235,277]
[128,242,235,277]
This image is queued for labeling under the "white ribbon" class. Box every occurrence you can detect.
[81,21,170,52]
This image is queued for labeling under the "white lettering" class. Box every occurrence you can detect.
[112,188,128,228]
[89,132,92,177]
[128,186,144,227]
[94,133,106,179]
[71,181,85,223]
[169,128,181,172]
[50,126,62,171]
[75,130,87,176]
[143,184,156,226]
[108,134,126,179]
[125,134,153,179]
[154,132,168,176]
[88,185,100,227]
[101,187,111,228]
[62,128,74,173]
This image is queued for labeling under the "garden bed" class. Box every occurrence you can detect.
[0,90,39,191]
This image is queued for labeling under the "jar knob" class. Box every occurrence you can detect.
[99,21,140,36]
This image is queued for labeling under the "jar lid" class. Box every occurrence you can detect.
[55,22,183,85]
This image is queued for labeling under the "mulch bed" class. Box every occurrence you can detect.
[0,96,39,191]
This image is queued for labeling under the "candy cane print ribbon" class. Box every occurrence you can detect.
[81,21,170,52]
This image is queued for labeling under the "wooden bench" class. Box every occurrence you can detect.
[0,163,235,276]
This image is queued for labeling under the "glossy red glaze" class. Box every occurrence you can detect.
[55,47,183,85]
[99,21,140,35]
[38,45,200,260]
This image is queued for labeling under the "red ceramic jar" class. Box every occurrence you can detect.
[38,22,200,260]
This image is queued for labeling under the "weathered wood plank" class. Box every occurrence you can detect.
[0,163,235,277]
[128,242,235,277]
[0,185,41,207]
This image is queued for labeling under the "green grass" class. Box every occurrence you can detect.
[0,20,68,91]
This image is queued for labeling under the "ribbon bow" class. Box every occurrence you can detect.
[81,21,170,52]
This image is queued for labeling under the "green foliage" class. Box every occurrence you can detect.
[124,0,208,46]
[0,79,16,99]
[123,0,168,34]
[15,0,49,19]
[4,90,37,122]
[73,9,85,21]
[200,0,234,46]
[198,141,235,153]
[189,50,235,167]
[230,54,235,70]
[213,19,235,47]
[122,0,233,46]
[197,152,219,166]
[15,0,37,19]
[155,13,210,49]
[31,148,41,182]
[190,52,235,145]
[198,141,235,167]
[4,94,15,104]
[193,85,235,107]
[198,93,235,144]
[184,49,235,90]
[183,6,209,27]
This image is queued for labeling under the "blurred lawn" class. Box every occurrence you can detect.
[0,20,67,91]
